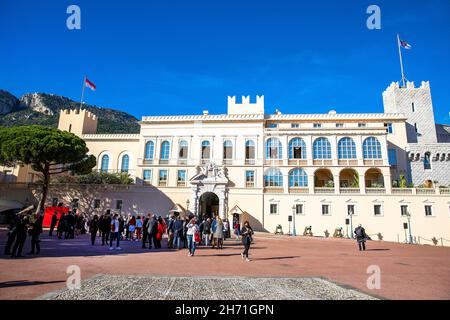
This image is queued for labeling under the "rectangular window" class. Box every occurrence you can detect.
[388,149,397,165]
[295,204,303,215]
[401,205,408,216]
[267,123,278,128]
[374,204,382,216]
[116,200,123,210]
[347,205,355,216]
[358,123,367,127]
[159,170,168,186]
[245,170,255,188]
[385,123,393,134]
[313,123,322,128]
[143,169,152,182]
[177,170,186,182]
[336,123,344,128]
[94,199,101,209]
[425,205,433,216]
[291,123,300,128]
[270,204,278,215]
[322,204,330,215]
[412,102,415,112]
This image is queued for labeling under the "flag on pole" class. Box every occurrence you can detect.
[85,78,97,91]
[400,39,412,50]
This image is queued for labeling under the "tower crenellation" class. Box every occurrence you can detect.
[227,95,264,115]
[58,108,98,137]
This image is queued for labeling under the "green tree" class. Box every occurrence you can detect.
[0,125,96,213]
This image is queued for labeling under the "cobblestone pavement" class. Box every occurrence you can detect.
[43,275,377,300]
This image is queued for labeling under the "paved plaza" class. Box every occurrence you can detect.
[41,275,377,300]
[0,230,449,300]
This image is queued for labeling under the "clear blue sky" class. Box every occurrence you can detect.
[1,0,449,123]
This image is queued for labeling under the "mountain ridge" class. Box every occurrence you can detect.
[0,89,140,134]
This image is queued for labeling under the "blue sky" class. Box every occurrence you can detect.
[0,0,449,123]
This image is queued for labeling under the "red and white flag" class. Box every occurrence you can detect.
[85,78,96,91]
[400,39,412,50]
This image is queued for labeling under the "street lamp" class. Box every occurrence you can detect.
[186,199,190,217]
[348,206,354,239]
[406,210,413,244]
[291,205,297,236]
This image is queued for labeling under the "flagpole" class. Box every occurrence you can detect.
[397,34,406,88]
[79,75,86,110]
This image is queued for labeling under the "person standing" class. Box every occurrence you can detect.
[173,216,184,250]
[213,217,224,250]
[211,216,217,248]
[234,220,241,240]
[354,224,368,251]
[49,211,58,236]
[241,221,254,262]
[202,218,211,247]
[11,213,29,258]
[186,218,199,256]
[147,214,158,249]
[90,215,99,245]
[28,212,43,255]
[142,214,150,248]
[136,215,143,241]
[223,219,229,239]
[167,215,175,248]
[57,212,66,239]
[109,214,121,250]
[4,212,20,255]
[128,216,136,241]
[155,216,165,249]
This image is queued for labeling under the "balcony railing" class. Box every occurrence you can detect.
[289,187,309,194]
[288,159,307,166]
[159,159,169,165]
[177,159,187,165]
[340,188,360,194]
[158,181,167,187]
[223,159,233,165]
[177,181,186,187]
[314,187,335,194]
[416,188,436,195]
[313,160,333,166]
[363,159,383,166]
[245,159,256,165]
[338,159,358,166]
[439,188,450,195]
[392,188,413,195]
[365,188,386,194]
[264,187,284,193]
[246,182,255,188]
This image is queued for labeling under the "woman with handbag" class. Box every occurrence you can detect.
[241,221,254,262]
[186,218,199,256]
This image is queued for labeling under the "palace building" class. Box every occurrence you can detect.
[2,80,450,245]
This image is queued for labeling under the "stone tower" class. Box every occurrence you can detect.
[383,81,437,143]
[58,108,98,137]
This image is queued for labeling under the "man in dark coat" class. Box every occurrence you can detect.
[11,214,29,258]
[354,224,368,251]
[142,214,150,248]
[147,215,157,249]
[99,214,108,245]
[4,212,20,255]
[49,211,58,236]
[89,215,99,245]
[57,213,66,239]
[29,213,43,255]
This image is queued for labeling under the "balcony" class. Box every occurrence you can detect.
[201,159,210,165]
[265,159,283,166]
[416,188,436,195]
[246,182,255,188]
[245,159,256,165]
[365,188,386,194]
[314,187,335,194]
[159,159,169,165]
[178,159,188,165]
[177,181,186,187]
[158,181,167,187]
[264,187,284,193]
[338,159,358,166]
[313,160,333,166]
[392,188,413,195]
[439,188,450,195]
[223,159,233,165]
[340,188,360,194]
[288,159,307,166]
[363,159,383,166]
[289,187,309,194]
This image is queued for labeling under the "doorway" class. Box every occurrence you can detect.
[199,192,219,219]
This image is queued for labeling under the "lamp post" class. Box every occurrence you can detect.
[186,199,190,217]
[348,206,354,239]
[406,210,413,244]
[291,205,297,236]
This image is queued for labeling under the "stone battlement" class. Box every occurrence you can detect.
[227,95,264,115]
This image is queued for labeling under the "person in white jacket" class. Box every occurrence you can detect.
[186,218,199,256]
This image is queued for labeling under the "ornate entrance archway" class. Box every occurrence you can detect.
[199,192,219,219]
[189,162,229,219]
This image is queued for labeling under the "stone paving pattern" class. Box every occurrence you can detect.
[46,275,377,300]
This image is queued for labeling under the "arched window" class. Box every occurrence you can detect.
[201,140,211,159]
[289,138,306,159]
[264,168,283,187]
[100,155,109,173]
[338,137,356,159]
[223,140,233,159]
[178,140,188,159]
[424,152,431,170]
[313,138,331,159]
[266,138,282,159]
[121,155,129,173]
[160,141,170,160]
[245,140,255,160]
[289,168,308,187]
[144,141,154,160]
[363,137,382,159]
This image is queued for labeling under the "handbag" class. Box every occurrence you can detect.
[194,231,201,243]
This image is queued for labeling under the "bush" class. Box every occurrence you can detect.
[52,171,134,185]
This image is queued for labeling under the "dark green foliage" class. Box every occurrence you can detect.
[53,171,134,185]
